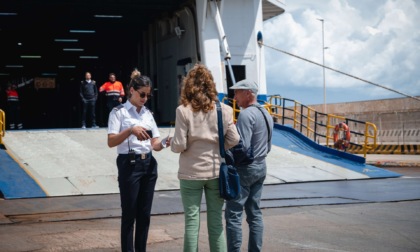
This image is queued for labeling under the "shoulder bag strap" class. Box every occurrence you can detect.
[216,101,226,160]
[252,104,272,144]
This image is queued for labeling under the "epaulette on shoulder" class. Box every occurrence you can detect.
[113,104,124,111]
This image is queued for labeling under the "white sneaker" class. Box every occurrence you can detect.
[82,125,86,129]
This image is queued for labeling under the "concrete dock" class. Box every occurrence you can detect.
[0,166,419,252]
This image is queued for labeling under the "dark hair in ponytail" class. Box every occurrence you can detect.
[128,69,152,90]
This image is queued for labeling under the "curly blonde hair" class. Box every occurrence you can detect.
[180,64,218,113]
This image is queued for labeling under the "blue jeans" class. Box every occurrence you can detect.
[225,160,266,252]
[180,179,226,252]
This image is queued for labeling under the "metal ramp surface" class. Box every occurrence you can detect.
[270,124,400,178]
[0,127,400,199]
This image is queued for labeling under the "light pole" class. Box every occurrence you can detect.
[318,18,327,114]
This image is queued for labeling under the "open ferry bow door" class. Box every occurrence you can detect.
[226,65,246,101]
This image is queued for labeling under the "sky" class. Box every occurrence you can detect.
[263,0,420,105]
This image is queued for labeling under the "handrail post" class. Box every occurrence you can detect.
[371,123,377,147]
[300,104,303,133]
[326,114,331,147]
[364,123,369,158]
[282,98,285,125]
[0,109,5,145]
[306,107,310,138]
[314,112,318,142]
[293,101,297,129]
[363,122,378,158]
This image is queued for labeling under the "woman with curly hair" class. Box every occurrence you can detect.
[171,64,240,252]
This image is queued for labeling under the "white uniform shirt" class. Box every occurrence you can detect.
[108,101,160,154]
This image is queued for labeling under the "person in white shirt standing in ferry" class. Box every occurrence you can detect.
[107,69,171,252]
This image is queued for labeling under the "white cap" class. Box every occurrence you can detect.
[229,79,258,93]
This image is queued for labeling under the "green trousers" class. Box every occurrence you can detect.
[180,178,227,252]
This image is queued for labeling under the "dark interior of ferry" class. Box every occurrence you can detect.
[0,0,188,129]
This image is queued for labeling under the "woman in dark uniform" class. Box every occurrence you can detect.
[107,69,171,252]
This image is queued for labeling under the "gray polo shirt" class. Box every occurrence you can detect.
[236,103,273,161]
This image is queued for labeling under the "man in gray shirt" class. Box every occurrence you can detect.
[225,79,273,252]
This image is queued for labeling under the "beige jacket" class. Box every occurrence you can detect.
[171,102,240,180]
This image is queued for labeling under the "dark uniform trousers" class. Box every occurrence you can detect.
[7,101,22,129]
[82,100,97,126]
[107,96,121,113]
[117,153,158,252]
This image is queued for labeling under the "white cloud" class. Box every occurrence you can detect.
[264,0,420,104]
[365,26,381,36]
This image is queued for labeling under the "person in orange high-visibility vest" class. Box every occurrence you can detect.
[99,73,125,113]
[6,83,23,129]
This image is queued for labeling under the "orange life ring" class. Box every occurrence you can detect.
[333,122,351,150]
